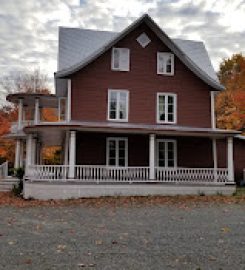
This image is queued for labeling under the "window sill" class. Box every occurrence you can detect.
[107,119,129,123]
[157,72,174,76]
[157,121,176,125]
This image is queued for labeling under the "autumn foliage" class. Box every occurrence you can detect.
[0,69,59,164]
[216,53,245,133]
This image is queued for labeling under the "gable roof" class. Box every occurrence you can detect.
[55,14,224,91]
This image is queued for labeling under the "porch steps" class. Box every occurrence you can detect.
[0,177,19,192]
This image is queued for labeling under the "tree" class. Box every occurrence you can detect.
[216,53,245,133]
[0,69,50,100]
[0,69,57,164]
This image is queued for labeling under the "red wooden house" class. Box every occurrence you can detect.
[6,14,242,199]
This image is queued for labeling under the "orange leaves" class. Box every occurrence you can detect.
[42,108,58,122]
[216,53,245,132]
[0,106,17,162]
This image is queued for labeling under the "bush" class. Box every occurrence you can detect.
[12,167,25,197]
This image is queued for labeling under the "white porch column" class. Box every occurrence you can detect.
[25,134,33,175]
[68,130,76,178]
[149,134,156,180]
[19,140,24,168]
[31,138,37,165]
[212,138,218,181]
[67,79,71,122]
[34,98,40,124]
[227,137,234,182]
[35,141,40,165]
[14,139,21,168]
[211,91,216,129]
[18,98,23,129]
[64,131,69,165]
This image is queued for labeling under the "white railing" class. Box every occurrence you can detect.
[28,165,149,182]
[155,167,229,184]
[75,166,150,183]
[27,165,231,184]
[11,120,34,133]
[28,165,69,181]
[0,161,8,179]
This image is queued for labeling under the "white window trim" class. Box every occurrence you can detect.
[111,47,130,71]
[157,52,174,76]
[106,137,128,167]
[107,89,129,122]
[156,139,177,168]
[156,92,177,124]
[58,97,67,122]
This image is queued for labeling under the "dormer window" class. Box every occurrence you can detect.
[111,48,130,71]
[157,52,174,75]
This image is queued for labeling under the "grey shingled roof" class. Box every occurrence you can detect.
[56,14,222,90]
[58,28,218,82]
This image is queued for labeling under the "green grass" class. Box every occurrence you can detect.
[233,187,245,196]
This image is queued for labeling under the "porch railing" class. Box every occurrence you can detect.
[0,161,8,179]
[27,165,231,184]
[75,166,150,183]
[155,167,229,183]
[28,165,69,181]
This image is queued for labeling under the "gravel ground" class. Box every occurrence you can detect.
[0,203,245,270]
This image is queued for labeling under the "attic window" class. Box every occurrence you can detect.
[111,48,130,71]
[157,52,174,75]
[136,33,151,48]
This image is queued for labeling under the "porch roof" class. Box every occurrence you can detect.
[6,93,59,108]
[24,121,240,139]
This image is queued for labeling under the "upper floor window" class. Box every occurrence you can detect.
[157,52,174,75]
[108,89,129,122]
[111,48,130,71]
[157,93,177,124]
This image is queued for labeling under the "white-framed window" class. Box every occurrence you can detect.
[106,137,128,167]
[157,52,174,75]
[156,139,177,167]
[58,97,67,121]
[108,89,129,122]
[157,93,177,124]
[111,48,130,71]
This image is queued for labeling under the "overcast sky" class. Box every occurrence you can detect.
[0,0,245,89]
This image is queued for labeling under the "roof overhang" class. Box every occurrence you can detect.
[24,121,240,139]
[55,14,224,91]
[6,93,59,108]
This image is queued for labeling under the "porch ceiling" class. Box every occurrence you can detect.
[24,121,240,138]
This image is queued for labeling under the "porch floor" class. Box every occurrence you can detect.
[24,181,236,200]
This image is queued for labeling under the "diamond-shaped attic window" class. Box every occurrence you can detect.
[136,33,151,48]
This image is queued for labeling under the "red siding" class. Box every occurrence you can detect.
[76,133,213,168]
[217,138,245,181]
[71,22,213,128]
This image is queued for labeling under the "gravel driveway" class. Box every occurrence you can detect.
[0,203,245,270]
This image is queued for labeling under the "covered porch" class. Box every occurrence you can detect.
[23,122,237,186]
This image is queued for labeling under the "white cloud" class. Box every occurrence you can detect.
[0,0,244,93]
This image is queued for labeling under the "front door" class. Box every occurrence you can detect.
[157,140,177,167]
